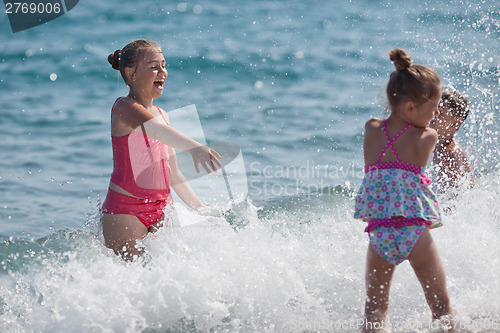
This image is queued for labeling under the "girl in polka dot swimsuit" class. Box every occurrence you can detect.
[354,48,453,329]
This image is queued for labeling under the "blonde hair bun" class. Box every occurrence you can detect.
[389,48,412,72]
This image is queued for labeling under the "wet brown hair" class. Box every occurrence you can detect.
[441,90,469,121]
[107,39,162,85]
[386,48,442,109]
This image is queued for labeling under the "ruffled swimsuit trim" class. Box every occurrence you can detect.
[364,217,431,232]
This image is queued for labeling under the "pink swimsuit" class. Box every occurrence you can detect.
[101,99,173,228]
[354,120,442,265]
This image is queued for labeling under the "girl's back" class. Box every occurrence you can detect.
[363,117,438,167]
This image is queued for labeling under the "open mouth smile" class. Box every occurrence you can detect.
[154,79,165,90]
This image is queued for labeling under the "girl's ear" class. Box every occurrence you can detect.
[403,100,415,116]
[124,67,136,83]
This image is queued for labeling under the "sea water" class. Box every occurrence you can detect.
[0,0,499,332]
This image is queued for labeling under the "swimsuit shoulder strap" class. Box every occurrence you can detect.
[112,97,122,109]
[110,97,125,119]
[156,106,170,126]
[376,119,413,163]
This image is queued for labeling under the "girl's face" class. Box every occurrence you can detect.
[412,94,441,128]
[430,101,462,137]
[128,48,168,99]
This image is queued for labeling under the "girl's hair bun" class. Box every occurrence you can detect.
[108,49,121,70]
[389,48,412,71]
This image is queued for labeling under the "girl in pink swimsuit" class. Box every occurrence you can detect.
[101,40,222,261]
[354,48,453,329]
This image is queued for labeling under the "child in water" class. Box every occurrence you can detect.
[101,39,222,260]
[354,49,453,329]
[430,90,474,192]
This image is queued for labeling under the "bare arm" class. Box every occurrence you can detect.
[168,147,204,210]
[417,128,439,166]
[143,121,222,174]
[452,143,475,188]
[113,98,222,174]
[363,118,384,165]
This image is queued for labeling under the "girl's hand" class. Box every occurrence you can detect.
[190,146,222,174]
[196,203,222,217]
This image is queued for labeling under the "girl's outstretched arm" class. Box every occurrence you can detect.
[114,99,222,174]
[142,120,222,174]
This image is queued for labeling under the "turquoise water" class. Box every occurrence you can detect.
[1,0,499,331]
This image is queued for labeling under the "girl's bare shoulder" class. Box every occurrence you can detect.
[111,97,154,130]
[408,126,438,148]
[365,117,383,131]
[113,97,144,116]
[365,117,383,139]
[405,126,438,164]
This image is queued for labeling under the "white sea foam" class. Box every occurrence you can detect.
[1,175,499,332]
